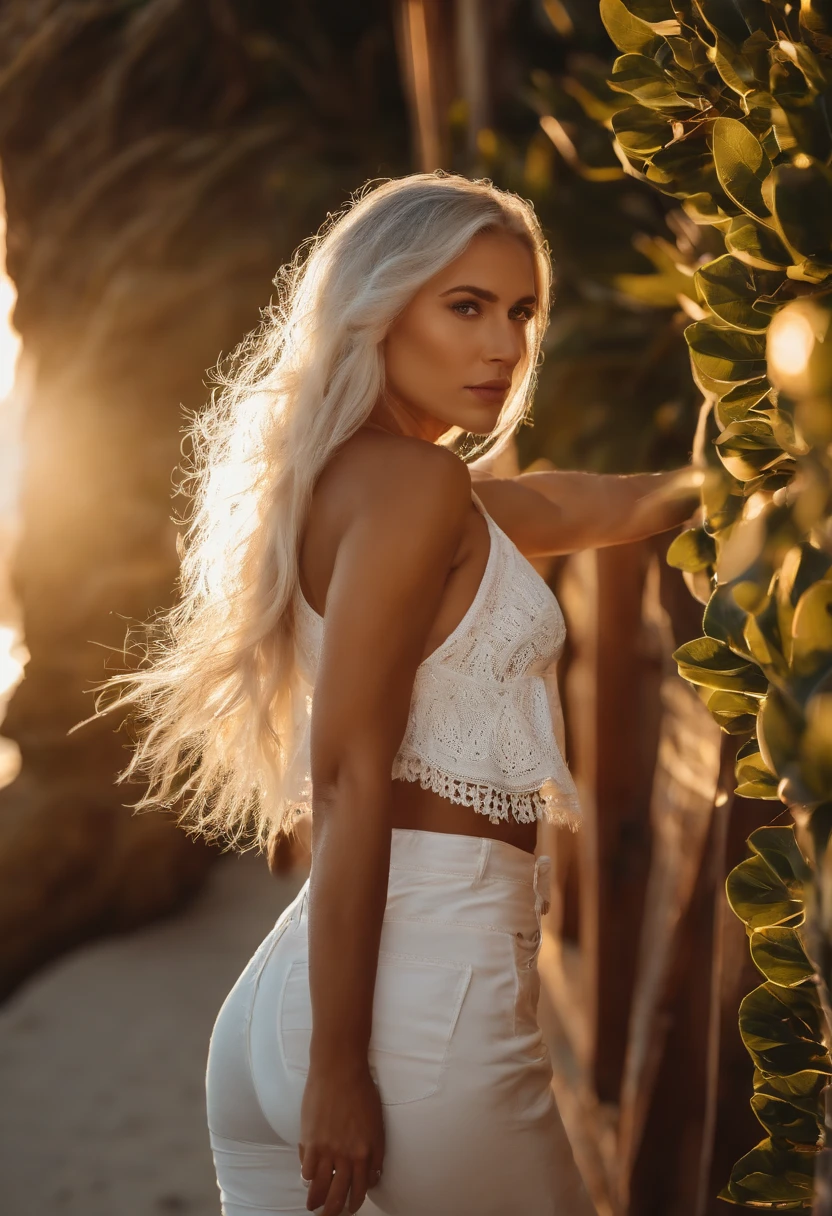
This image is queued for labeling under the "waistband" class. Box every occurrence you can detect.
[293,829,551,951]
[387,827,548,891]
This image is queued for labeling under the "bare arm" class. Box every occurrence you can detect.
[470,465,704,558]
[299,441,472,1215]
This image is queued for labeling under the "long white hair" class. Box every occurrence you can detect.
[75,172,553,851]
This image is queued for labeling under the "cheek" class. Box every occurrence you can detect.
[386,311,467,391]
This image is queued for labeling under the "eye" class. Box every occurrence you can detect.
[510,306,535,322]
[450,299,480,317]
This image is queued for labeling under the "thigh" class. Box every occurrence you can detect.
[207,891,311,1213]
[209,1131,314,1216]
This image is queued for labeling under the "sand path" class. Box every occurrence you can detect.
[0,852,304,1216]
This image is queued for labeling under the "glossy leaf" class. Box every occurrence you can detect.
[666,526,716,572]
[716,377,772,424]
[600,0,663,54]
[724,214,793,270]
[750,925,815,987]
[750,1091,822,1145]
[694,254,779,333]
[712,117,772,219]
[609,53,696,109]
[748,825,810,891]
[673,635,769,693]
[738,981,832,1075]
[686,321,768,386]
[611,103,673,156]
[704,581,753,654]
[706,688,760,733]
[719,1135,817,1206]
[791,580,832,677]
[726,855,803,930]
[735,742,780,799]
[772,160,832,267]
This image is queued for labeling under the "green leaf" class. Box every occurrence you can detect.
[714,416,785,480]
[735,743,780,799]
[609,53,696,109]
[724,214,793,270]
[694,254,780,333]
[681,190,731,225]
[754,1068,827,1111]
[686,321,767,386]
[619,0,675,20]
[727,855,803,930]
[704,580,753,654]
[719,1135,817,1206]
[695,0,755,44]
[673,635,769,693]
[611,103,673,157]
[600,0,663,53]
[712,117,773,220]
[706,688,760,733]
[780,544,832,613]
[791,580,832,678]
[750,1091,822,1145]
[647,139,726,199]
[758,688,807,779]
[716,378,772,424]
[666,527,716,572]
[750,926,815,987]
[801,697,832,799]
[739,982,832,1075]
[748,825,810,891]
[772,159,832,269]
[801,0,832,55]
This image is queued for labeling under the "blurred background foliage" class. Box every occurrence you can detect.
[453,0,706,475]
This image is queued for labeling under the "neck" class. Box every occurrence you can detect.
[363,395,452,444]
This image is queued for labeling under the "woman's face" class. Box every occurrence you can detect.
[377,228,538,442]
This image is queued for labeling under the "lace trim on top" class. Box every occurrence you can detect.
[289,495,582,830]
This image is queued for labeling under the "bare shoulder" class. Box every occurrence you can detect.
[316,430,472,536]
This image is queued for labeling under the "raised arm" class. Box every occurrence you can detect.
[470,464,704,558]
[299,440,471,1216]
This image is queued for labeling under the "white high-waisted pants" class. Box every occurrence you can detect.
[206,827,560,1215]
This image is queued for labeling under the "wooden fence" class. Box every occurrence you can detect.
[539,534,777,1216]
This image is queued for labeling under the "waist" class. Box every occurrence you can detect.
[296,827,551,942]
[389,780,539,853]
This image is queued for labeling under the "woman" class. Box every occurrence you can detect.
[83,173,701,1215]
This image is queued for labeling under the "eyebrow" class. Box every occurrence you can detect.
[439,284,537,306]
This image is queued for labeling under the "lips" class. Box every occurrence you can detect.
[466,381,510,403]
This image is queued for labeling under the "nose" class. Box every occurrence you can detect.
[483,315,525,373]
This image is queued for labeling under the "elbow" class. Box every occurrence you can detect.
[311,746,394,823]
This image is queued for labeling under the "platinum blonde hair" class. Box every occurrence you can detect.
[76,171,552,851]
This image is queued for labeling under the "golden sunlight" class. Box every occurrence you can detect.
[0,192,24,739]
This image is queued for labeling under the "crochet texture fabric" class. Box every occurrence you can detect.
[289,497,582,830]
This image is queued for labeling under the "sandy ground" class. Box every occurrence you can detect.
[0,849,594,1216]
[0,852,306,1216]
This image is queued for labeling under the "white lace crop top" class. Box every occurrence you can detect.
[287,493,582,830]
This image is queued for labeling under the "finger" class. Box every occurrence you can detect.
[348,1155,370,1214]
[322,1156,352,1216]
[306,1152,334,1212]
[299,1141,317,1188]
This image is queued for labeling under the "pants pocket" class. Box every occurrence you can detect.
[512,928,542,1036]
[278,950,473,1105]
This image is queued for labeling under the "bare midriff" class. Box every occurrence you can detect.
[388,774,538,856]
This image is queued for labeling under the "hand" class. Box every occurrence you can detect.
[298,1061,385,1214]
